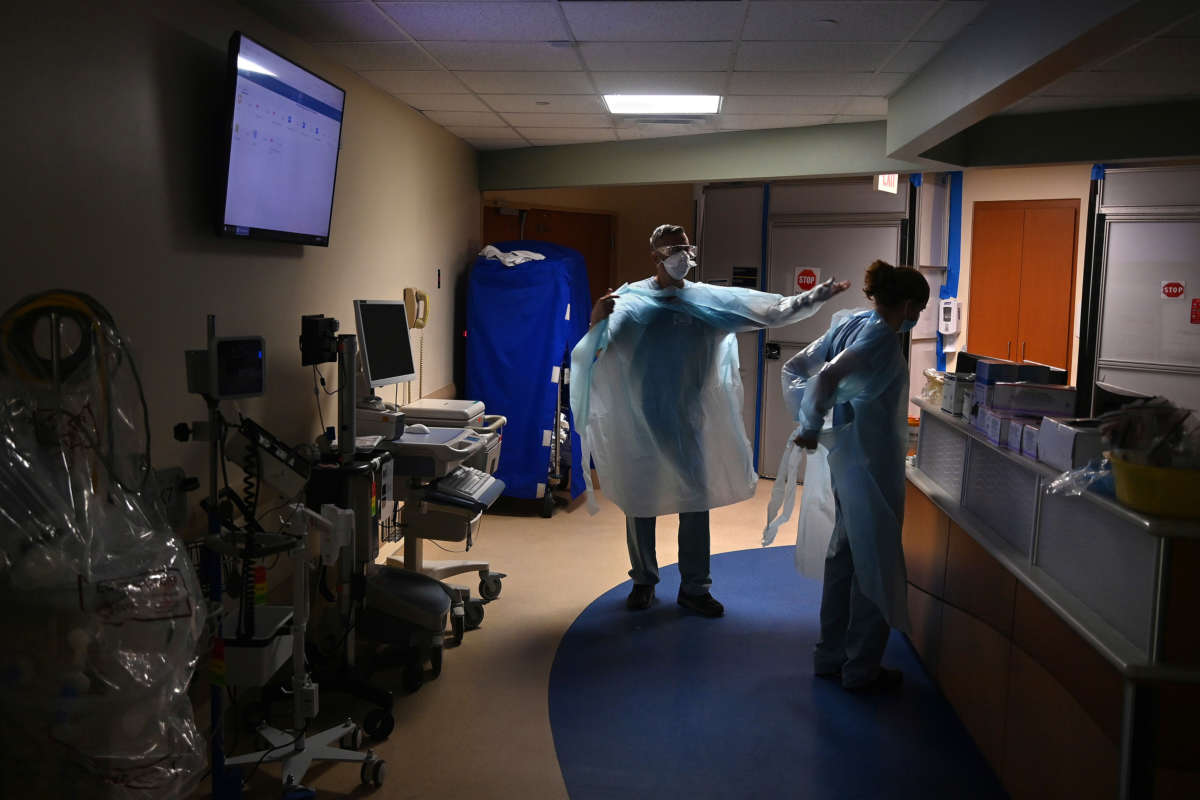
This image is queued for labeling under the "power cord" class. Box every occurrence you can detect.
[241,722,308,787]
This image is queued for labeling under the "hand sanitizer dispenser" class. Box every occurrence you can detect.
[938,298,960,335]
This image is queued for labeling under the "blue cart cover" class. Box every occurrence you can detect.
[466,240,590,500]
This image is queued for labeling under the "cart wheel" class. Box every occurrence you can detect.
[363,708,394,741]
[464,600,485,630]
[370,759,387,787]
[540,491,555,518]
[478,573,502,601]
[429,645,443,679]
[340,726,364,751]
[402,650,425,694]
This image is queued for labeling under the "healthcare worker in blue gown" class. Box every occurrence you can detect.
[571,224,849,618]
[771,260,929,692]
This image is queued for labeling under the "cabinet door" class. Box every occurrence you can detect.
[1017,203,1078,369]
[967,206,1024,361]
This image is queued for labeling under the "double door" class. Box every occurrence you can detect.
[967,200,1078,369]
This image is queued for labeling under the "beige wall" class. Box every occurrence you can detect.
[953,164,1093,381]
[4,1,479,484]
[481,185,696,286]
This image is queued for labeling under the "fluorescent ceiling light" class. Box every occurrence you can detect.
[603,95,721,115]
[237,56,275,77]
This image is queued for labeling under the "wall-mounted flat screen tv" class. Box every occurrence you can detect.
[220,32,345,246]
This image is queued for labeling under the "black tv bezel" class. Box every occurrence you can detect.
[218,31,346,247]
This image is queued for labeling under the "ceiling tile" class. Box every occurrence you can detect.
[481,94,608,113]
[728,72,868,95]
[590,71,726,94]
[580,42,732,72]
[423,41,582,70]
[422,110,507,126]
[743,2,933,42]
[377,2,568,41]
[1092,38,1200,73]
[456,71,595,93]
[446,125,525,139]
[361,70,468,94]
[501,112,613,128]
[561,2,746,43]
[717,113,833,130]
[840,96,888,115]
[274,2,403,43]
[721,95,846,114]
[312,42,437,70]
[913,1,987,42]
[616,125,710,140]
[736,41,894,72]
[521,129,618,145]
[861,73,913,96]
[882,41,943,73]
[397,93,489,111]
[467,139,529,151]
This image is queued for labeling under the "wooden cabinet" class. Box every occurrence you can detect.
[967,200,1079,370]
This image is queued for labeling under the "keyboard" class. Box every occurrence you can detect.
[435,466,495,502]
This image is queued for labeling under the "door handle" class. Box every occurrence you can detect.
[765,342,781,360]
[1007,341,1011,360]
[1021,341,1026,361]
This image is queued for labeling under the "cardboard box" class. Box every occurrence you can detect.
[1016,363,1052,384]
[981,408,1037,447]
[1021,424,1039,459]
[1006,419,1026,451]
[943,374,976,416]
[976,383,1077,417]
[975,358,1021,385]
[1037,417,1105,472]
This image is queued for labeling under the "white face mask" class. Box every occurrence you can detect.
[662,251,695,280]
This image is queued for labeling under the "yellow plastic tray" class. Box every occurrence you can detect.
[1110,453,1200,520]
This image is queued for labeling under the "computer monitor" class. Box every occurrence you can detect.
[353,300,416,388]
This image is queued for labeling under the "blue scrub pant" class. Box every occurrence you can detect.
[626,512,712,597]
[812,495,891,688]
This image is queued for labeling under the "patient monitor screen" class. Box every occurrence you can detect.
[355,300,416,387]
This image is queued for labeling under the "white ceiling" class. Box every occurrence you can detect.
[241,1,1200,151]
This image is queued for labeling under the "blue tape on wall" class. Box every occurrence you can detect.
[937,171,964,371]
[909,173,923,188]
[1091,163,1107,181]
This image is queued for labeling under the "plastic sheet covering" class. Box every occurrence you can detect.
[0,291,205,799]
[570,279,833,517]
[1046,456,1115,498]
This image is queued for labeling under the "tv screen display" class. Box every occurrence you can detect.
[220,32,345,246]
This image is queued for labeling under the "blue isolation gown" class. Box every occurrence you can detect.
[570,278,833,519]
[762,308,911,632]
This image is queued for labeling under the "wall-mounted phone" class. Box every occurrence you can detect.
[403,288,428,330]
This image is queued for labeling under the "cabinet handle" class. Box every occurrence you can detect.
[1007,341,1012,359]
[1022,341,1026,361]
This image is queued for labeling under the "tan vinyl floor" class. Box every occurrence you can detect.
[235,479,784,799]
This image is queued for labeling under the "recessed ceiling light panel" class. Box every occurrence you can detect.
[603,95,722,115]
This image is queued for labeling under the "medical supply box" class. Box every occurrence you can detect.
[973,382,1077,418]
[974,358,1052,386]
[942,373,976,417]
[980,407,1039,448]
[1021,424,1040,459]
[1037,417,1105,472]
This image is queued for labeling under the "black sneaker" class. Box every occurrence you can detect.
[676,591,724,618]
[626,584,655,610]
[844,668,903,694]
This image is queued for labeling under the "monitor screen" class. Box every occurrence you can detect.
[354,300,416,388]
[220,32,345,246]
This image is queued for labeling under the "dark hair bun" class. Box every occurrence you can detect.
[862,260,930,308]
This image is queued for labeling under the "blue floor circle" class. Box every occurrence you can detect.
[548,546,1008,800]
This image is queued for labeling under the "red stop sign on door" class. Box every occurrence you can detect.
[796,269,818,292]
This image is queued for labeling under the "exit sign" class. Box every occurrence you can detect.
[875,173,899,194]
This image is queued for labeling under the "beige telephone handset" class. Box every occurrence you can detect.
[402,287,428,400]
[403,288,428,330]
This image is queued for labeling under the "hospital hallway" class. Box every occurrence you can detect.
[232,480,1004,799]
